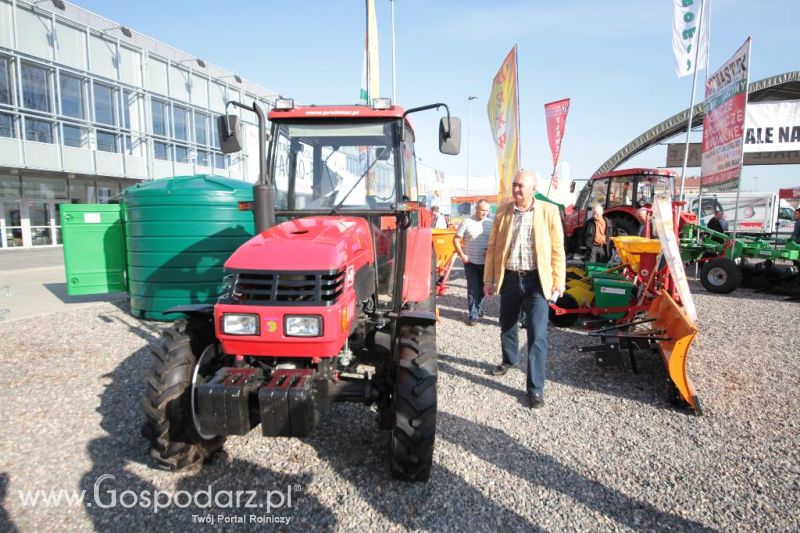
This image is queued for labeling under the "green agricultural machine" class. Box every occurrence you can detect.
[680,223,800,296]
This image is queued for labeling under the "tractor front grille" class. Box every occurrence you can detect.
[221,269,345,306]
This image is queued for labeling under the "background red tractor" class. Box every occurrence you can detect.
[141,98,461,481]
[564,168,676,256]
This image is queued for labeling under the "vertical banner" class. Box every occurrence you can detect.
[359,0,379,192]
[673,0,709,78]
[700,38,751,190]
[653,195,698,323]
[487,46,520,202]
[544,98,570,190]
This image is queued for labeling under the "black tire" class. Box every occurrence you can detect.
[391,323,437,481]
[141,319,226,471]
[549,292,580,328]
[700,258,742,294]
[609,216,639,238]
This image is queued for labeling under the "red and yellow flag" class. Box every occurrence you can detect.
[487,46,520,202]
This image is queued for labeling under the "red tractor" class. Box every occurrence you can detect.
[564,168,677,256]
[141,98,461,481]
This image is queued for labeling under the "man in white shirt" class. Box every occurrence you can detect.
[453,200,493,325]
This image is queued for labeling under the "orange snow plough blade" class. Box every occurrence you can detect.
[648,290,703,415]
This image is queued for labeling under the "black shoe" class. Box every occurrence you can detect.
[489,364,512,376]
[467,318,477,326]
[478,310,485,318]
[527,391,545,409]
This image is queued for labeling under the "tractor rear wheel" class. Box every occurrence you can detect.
[700,258,742,294]
[609,216,639,238]
[141,319,226,471]
[390,323,437,481]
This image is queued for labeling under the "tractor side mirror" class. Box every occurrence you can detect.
[375,147,391,161]
[218,114,242,154]
[439,116,461,155]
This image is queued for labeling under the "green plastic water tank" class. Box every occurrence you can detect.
[123,175,255,320]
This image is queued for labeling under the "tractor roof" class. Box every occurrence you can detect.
[268,105,407,121]
[592,168,677,181]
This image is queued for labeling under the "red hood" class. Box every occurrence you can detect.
[225,216,372,271]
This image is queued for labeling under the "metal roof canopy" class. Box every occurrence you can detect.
[593,71,800,176]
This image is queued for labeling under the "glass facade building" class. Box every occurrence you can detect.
[0,0,278,248]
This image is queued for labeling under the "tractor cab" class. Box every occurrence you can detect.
[565,168,675,254]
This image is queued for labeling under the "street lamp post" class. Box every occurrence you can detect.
[467,95,478,194]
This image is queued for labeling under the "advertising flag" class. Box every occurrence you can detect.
[487,46,520,201]
[673,0,709,78]
[700,38,751,190]
[544,98,570,190]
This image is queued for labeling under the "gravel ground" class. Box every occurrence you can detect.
[0,264,798,532]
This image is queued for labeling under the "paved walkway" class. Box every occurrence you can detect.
[0,247,126,322]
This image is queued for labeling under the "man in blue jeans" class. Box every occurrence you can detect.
[483,170,566,409]
[454,200,493,325]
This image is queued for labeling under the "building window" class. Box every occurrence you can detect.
[21,63,51,112]
[154,141,170,160]
[151,98,168,137]
[175,145,189,163]
[93,83,116,126]
[63,125,87,148]
[25,117,53,143]
[0,114,15,138]
[96,130,118,152]
[196,150,209,167]
[0,56,13,105]
[59,73,84,119]
[173,104,189,141]
[214,152,225,169]
[122,90,143,133]
[126,135,146,157]
[194,112,208,146]
[210,117,221,149]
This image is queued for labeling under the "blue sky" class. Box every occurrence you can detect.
[76,0,800,192]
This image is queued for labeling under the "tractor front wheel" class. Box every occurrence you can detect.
[700,258,742,294]
[141,319,227,471]
[390,323,437,481]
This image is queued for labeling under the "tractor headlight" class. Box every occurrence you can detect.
[284,315,322,337]
[222,313,259,335]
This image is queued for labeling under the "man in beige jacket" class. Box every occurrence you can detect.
[483,170,566,408]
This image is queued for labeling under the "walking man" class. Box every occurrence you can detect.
[483,170,566,409]
[454,199,493,325]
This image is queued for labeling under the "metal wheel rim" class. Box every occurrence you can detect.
[708,267,728,287]
[191,345,218,440]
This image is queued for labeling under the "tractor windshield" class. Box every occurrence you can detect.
[270,121,399,211]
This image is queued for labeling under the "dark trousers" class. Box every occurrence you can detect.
[588,245,607,263]
[464,262,485,320]
[499,270,549,394]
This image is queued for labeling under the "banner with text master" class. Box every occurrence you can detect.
[701,38,751,190]
[487,46,519,202]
